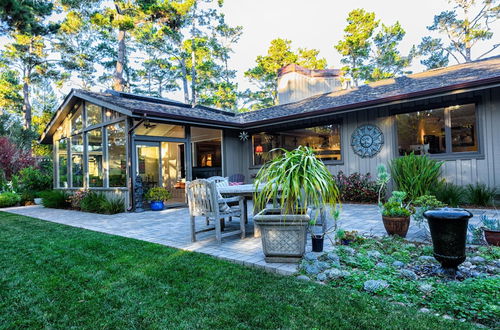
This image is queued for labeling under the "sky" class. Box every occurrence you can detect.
[209,0,500,99]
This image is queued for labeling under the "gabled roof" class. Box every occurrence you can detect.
[41,56,500,143]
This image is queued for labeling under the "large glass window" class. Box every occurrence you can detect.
[71,105,83,134]
[135,121,185,138]
[86,102,102,127]
[87,129,103,187]
[58,139,68,188]
[396,103,477,156]
[107,122,127,187]
[71,134,84,187]
[252,124,342,166]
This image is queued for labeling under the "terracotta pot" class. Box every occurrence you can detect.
[484,229,500,246]
[382,215,410,238]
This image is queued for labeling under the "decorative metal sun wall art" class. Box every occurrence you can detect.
[350,124,384,158]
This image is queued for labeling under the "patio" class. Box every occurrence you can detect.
[3,203,494,275]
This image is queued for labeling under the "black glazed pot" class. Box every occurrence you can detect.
[311,235,324,252]
[423,208,473,271]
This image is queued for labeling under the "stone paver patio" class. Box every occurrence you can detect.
[3,204,496,275]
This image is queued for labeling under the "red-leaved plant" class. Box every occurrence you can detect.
[0,137,35,180]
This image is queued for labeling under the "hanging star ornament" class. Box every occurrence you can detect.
[239,131,249,141]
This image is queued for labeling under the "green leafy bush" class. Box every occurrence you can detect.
[40,190,70,209]
[432,182,465,207]
[390,153,443,202]
[145,187,172,202]
[382,191,412,217]
[101,196,125,214]
[16,166,53,202]
[0,192,21,207]
[413,195,446,223]
[466,183,496,206]
[80,191,107,213]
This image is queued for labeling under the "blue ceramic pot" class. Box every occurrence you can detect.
[150,200,164,211]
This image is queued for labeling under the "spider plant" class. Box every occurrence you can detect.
[253,146,340,221]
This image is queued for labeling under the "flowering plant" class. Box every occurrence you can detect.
[334,171,380,203]
[69,189,89,209]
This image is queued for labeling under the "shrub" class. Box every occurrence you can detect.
[432,182,465,207]
[145,187,172,202]
[69,190,89,209]
[16,166,53,202]
[0,137,35,180]
[0,192,21,207]
[80,191,107,213]
[412,194,446,224]
[390,153,443,202]
[40,190,70,209]
[466,183,497,206]
[101,196,125,214]
[334,171,380,203]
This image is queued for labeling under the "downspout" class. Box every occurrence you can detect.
[126,115,147,212]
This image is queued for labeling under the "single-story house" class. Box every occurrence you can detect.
[40,56,500,210]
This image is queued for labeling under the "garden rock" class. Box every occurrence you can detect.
[400,269,418,280]
[392,261,405,268]
[304,252,318,261]
[461,261,473,268]
[317,261,330,271]
[367,250,382,259]
[375,262,387,269]
[297,275,310,281]
[326,252,340,263]
[304,263,320,275]
[363,280,388,293]
[470,256,485,264]
[316,272,327,282]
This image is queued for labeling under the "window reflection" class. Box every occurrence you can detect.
[58,139,68,188]
[86,102,102,127]
[107,122,127,187]
[88,129,103,187]
[71,134,84,187]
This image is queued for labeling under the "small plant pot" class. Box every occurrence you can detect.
[382,215,410,237]
[150,200,164,211]
[484,229,500,246]
[311,235,324,252]
[341,239,352,245]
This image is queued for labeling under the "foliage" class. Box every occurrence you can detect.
[40,190,70,209]
[335,229,360,244]
[390,152,444,202]
[101,196,125,214]
[432,182,466,207]
[0,137,35,180]
[145,187,172,202]
[478,214,500,231]
[15,166,52,201]
[413,194,446,224]
[417,0,500,69]
[244,38,327,109]
[0,213,472,329]
[382,191,412,217]
[466,183,497,206]
[80,191,107,213]
[69,189,89,209]
[334,171,380,203]
[376,164,390,206]
[254,146,340,222]
[0,0,54,35]
[0,192,21,207]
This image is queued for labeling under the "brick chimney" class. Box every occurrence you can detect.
[277,64,342,105]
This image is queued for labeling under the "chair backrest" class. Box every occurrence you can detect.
[207,176,229,188]
[186,179,219,217]
[228,173,245,184]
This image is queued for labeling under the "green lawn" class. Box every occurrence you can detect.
[0,212,475,329]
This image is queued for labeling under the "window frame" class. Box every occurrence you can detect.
[249,121,344,168]
[394,101,484,161]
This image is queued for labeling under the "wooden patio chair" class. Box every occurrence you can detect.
[186,179,246,244]
[228,173,245,185]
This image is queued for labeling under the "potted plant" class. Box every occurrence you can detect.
[381,191,413,237]
[145,187,172,211]
[253,146,340,263]
[479,215,500,246]
[309,207,340,252]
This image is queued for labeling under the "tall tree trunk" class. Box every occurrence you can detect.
[190,48,196,106]
[179,58,190,104]
[113,29,126,91]
[22,81,31,130]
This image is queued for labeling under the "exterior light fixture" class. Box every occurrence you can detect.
[255,145,263,154]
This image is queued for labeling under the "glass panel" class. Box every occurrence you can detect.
[450,104,478,153]
[103,108,121,122]
[87,129,103,187]
[58,139,68,188]
[161,142,186,205]
[86,102,102,127]
[137,145,160,191]
[252,124,342,166]
[71,134,84,187]
[71,104,83,134]
[396,108,446,155]
[135,121,185,138]
[191,127,222,178]
[108,122,127,187]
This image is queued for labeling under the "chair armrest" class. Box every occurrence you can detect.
[218,196,244,204]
